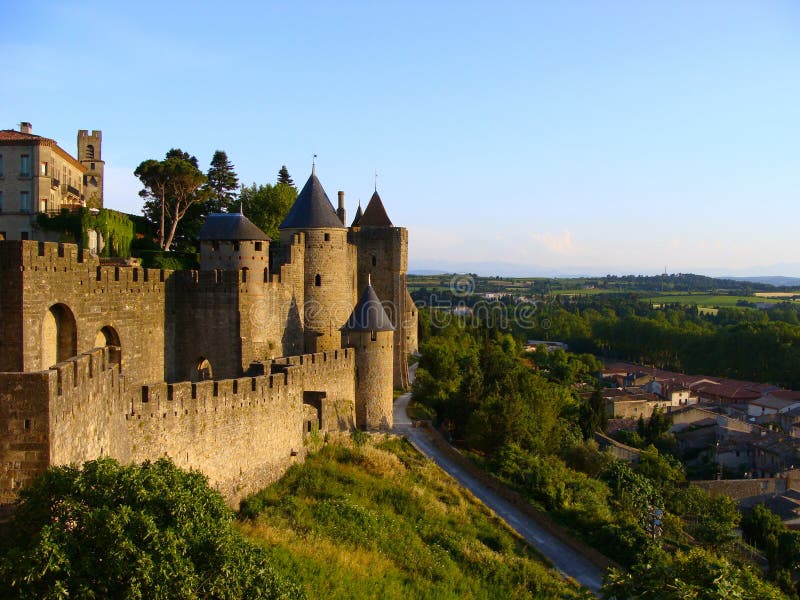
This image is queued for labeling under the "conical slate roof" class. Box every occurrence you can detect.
[359,191,393,227]
[342,281,395,332]
[350,203,363,227]
[199,212,270,241]
[279,171,345,229]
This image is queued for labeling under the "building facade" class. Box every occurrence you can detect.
[0,122,103,242]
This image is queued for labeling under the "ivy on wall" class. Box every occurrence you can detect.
[36,208,134,257]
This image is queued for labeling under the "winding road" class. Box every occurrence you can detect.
[393,372,605,594]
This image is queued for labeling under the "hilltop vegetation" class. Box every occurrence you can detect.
[0,439,587,598]
[411,315,793,598]
[238,434,586,599]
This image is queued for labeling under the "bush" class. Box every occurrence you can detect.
[0,458,302,599]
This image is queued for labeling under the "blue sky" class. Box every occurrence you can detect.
[2,1,799,275]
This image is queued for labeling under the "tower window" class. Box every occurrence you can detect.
[86,144,95,160]
[315,274,321,287]
[212,241,219,251]
[254,241,262,251]
[324,233,330,241]
[233,241,240,251]
[371,331,377,342]
[90,162,95,170]
[372,255,377,267]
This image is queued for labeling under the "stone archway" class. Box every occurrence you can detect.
[193,358,213,382]
[41,303,77,369]
[94,325,121,365]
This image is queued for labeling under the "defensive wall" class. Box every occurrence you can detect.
[1,340,355,507]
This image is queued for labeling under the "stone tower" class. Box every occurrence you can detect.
[350,190,416,389]
[77,130,104,208]
[342,278,395,430]
[280,168,357,353]
[198,211,270,272]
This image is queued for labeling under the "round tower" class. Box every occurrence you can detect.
[280,167,356,353]
[342,278,395,430]
[198,212,270,272]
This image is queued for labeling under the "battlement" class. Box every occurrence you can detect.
[133,348,353,420]
[50,345,121,397]
[0,240,95,269]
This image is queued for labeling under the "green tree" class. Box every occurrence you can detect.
[0,458,302,599]
[277,165,294,187]
[206,150,239,213]
[233,182,297,240]
[602,546,787,600]
[136,150,208,250]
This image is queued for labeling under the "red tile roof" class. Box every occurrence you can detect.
[0,129,86,172]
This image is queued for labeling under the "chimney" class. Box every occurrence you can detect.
[337,191,346,225]
[20,122,32,134]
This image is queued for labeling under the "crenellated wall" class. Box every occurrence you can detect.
[0,346,125,504]
[0,241,171,386]
[0,345,355,507]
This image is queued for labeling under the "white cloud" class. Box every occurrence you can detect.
[530,229,575,255]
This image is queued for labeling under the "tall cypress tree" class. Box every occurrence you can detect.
[206,150,239,212]
[277,165,294,188]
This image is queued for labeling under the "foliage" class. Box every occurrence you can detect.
[239,436,586,599]
[136,149,208,250]
[0,458,301,599]
[277,165,295,188]
[602,546,788,600]
[206,150,239,213]
[742,504,800,581]
[36,208,135,257]
[233,182,296,240]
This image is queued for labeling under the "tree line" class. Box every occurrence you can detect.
[134,150,297,256]
[411,312,796,598]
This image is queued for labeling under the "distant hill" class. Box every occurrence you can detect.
[728,276,800,287]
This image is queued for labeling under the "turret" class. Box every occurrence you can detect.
[342,278,395,430]
[279,168,357,353]
[351,188,413,389]
[198,212,270,272]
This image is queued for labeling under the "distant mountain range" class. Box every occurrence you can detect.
[409,261,800,286]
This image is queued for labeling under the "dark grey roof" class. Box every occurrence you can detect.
[198,213,270,241]
[350,204,363,227]
[279,172,345,229]
[342,282,395,332]
[359,191,393,227]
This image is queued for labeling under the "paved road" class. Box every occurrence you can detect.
[393,380,605,594]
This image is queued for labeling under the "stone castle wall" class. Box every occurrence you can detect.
[0,241,170,386]
[0,342,355,507]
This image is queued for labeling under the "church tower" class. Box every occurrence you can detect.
[342,278,395,430]
[77,130,104,208]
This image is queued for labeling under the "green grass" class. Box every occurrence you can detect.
[237,435,589,599]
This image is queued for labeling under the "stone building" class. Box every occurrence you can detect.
[0,122,103,241]
[0,167,415,507]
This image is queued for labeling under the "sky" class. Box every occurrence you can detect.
[2,1,799,276]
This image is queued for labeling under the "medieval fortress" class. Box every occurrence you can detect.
[0,163,418,506]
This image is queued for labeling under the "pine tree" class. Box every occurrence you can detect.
[277,165,294,188]
[206,150,239,212]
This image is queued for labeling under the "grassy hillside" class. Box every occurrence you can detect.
[237,435,588,599]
